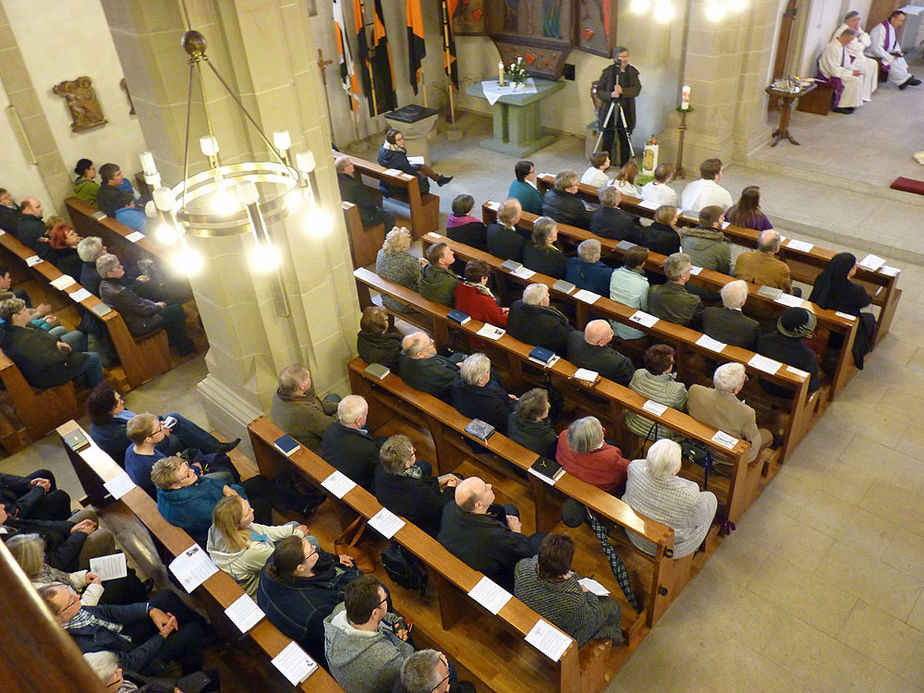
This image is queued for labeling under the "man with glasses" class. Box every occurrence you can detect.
[399,649,475,693]
[647,252,704,328]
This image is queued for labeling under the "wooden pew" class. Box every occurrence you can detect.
[352,267,763,526]
[342,153,440,240]
[0,230,171,390]
[481,201,858,402]
[55,420,345,692]
[248,416,614,693]
[535,172,901,345]
[341,201,385,269]
[0,350,78,444]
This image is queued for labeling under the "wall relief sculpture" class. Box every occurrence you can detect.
[53,76,107,132]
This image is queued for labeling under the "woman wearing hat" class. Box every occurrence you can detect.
[72,159,99,205]
[755,307,819,398]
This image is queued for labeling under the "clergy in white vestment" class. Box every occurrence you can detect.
[834,11,877,101]
[680,158,732,213]
[866,10,921,89]
[819,31,864,112]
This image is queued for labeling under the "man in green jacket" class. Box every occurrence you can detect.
[418,242,460,307]
[270,363,338,455]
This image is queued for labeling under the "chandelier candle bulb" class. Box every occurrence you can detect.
[199,135,219,157]
[140,151,157,176]
[295,151,316,173]
[153,187,176,212]
[681,86,691,110]
[273,130,291,152]
[237,181,260,206]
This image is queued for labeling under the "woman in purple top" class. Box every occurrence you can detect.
[724,186,773,231]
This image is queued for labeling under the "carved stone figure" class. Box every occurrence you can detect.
[53,76,107,132]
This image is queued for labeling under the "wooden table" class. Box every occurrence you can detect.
[765,83,816,146]
[465,78,565,156]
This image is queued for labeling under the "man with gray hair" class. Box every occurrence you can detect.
[486,198,528,261]
[566,319,634,385]
[335,155,396,230]
[701,279,760,349]
[734,228,792,293]
[590,185,639,241]
[507,282,574,353]
[565,238,613,295]
[450,353,515,433]
[399,649,475,693]
[542,168,591,229]
[270,363,338,454]
[320,394,381,492]
[819,29,864,113]
[398,332,465,402]
[647,252,703,327]
[688,362,772,462]
[833,11,877,101]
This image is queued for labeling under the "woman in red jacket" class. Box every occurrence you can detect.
[555,416,629,494]
[454,260,509,328]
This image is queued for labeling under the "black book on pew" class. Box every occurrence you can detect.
[273,434,300,457]
[63,429,90,452]
[464,418,495,442]
[364,362,390,380]
[528,345,559,368]
[448,309,471,325]
[528,456,565,485]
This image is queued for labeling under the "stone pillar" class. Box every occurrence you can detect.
[100,0,360,451]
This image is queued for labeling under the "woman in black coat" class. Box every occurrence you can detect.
[377,129,452,196]
[356,306,402,371]
[506,388,558,459]
[522,216,568,279]
[808,252,875,368]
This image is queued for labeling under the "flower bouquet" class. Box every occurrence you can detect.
[505,57,529,88]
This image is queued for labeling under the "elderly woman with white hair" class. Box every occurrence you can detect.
[450,353,516,434]
[555,416,629,493]
[564,238,613,295]
[622,439,717,558]
[375,226,425,313]
[83,649,220,692]
[701,279,760,350]
[688,362,772,462]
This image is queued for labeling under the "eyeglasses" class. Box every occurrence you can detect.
[431,654,450,692]
[302,544,318,563]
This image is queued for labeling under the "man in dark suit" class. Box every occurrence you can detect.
[450,353,515,434]
[590,186,640,241]
[0,188,19,233]
[541,169,590,230]
[335,156,396,230]
[566,320,634,386]
[507,283,574,354]
[320,395,381,492]
[398,332,465,402]
[15,197,46,252]
[701,280,760,350]
[486,198,529,261]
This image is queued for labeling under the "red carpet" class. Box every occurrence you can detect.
[890,177,924,196]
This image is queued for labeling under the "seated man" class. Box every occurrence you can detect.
[866,10,920,90]
[95,163,138,217]
[640,163,678,206]
[438,477,542,591]
[590,186,639,241]
[565,239,613,295]
[418,242,460,307]
[522,216,567,279]
[77,236,109,295]
[0,264,86,351]
[0,296,103,389]
[320,395,381,492]
[152,455,272,546]
[486,198,528,262]
[566,320,634,386]
[0,469,72,521]
[507,283,574,354]
[1,503,114,572]
[398,332,465,402]
[41,583,208,677]
[445,194,487,251]
[113,197,147,232]
[647,252,704,328]
[542,169,590,229]
[507,160,543,215]
[399,649,475,693]
[688,362,772,463]
[756,307,820,398]
[701,280,760,349]
[819,29,865,114]
[270,363,337,455]
[734,229,792,293]
[374,434,458,537]
[15,197,47,252]
[335,155,396,230]
[0,188,18,233]
[680,158,732,213]
[681,205,731,275]
[324,575,415,693]
[83,650,219,693]
[450,353,515,434]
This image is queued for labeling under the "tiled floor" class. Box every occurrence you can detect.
[4,106,923,691]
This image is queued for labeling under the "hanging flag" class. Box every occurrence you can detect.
[369,0,398,115]
[442,0,459,90]
[405,0,426,95]
[333,0,360,112]
[353,0,374,115]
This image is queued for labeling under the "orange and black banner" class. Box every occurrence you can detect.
[333,0,360,112]
[442,0,459,90]
[405,0,426,94]
[369,0,398,116]
[353,0,374,113]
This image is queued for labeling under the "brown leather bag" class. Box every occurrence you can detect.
[334,517,375,572]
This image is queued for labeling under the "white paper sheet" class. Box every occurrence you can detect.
[50,275,76,290]
[511,266,536,279]
[407,156,425,166]
[525,618,572,662]
[689,265,703,276]
[467,576,512,615]
[642,399,668,416]
[748,353,782,374]
[711,430,739,450]
[785,365,809,378]
[785,239,814,252]
[774,293,804,308]
[89,553,128,581]
[880,265,900,277]
[573,289,600,304]
[69,288,92,303]
[636,198,659,210]
[486,200,500,211]
[476,323,506,340]
[858,253,886,271]
[578,577,610,596]
[225,593,265,634]
[629,310,658,328]
[381,168,403,177]
[573,368,598,382]
[425,232,442,241]
[321,470,356,499]
[125,231,145,242]
[0,229,5,235]
[169,544,218,593]
[695,334,726,352]
[25,255,42,267]
[103,472,136,500]
[271,641,318,685]
[527,466,560,486]
[834,311,856,321]
[368,508,405,539]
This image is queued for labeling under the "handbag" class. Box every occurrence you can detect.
[334,517,375,572]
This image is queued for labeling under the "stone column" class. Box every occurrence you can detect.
[101,0,360,452]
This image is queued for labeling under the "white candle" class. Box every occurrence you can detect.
[139,151,157,176]
[498,60,504,84]
[681,85,691,110]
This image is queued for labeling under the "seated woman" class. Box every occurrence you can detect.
[580,151,610,188]
[207,495,315,596]
[808,252,875,368]
[85,381,239,467]
[43,216,84,278]
[97,253,196,355]
[610,159,640,198]
[639,163,678,207]
[609,244,650,341]
[507,388,557,459]
[724,185,773,231]
[377,129,452,196]
[514,533,623,647]
[454,260,509,328]
[622,439,717,558]
[522,216,567,279]
[373,434,458,537]
[72,158,99,205]
[636,205,682,257]
[356,305,402,371]
[375,227,425,314]
[256,534,362,663]
[624,344,687,441]
[446,194,487,251]
[555,416,629,493]
[450,353,515,434]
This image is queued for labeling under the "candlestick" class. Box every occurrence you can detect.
[681,85,691,111]
[498,60,505,86]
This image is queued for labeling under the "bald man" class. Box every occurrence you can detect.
[16,197,46,252]
[437,477,543,590]
[397,332,465,402]
[566,320,634,386]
